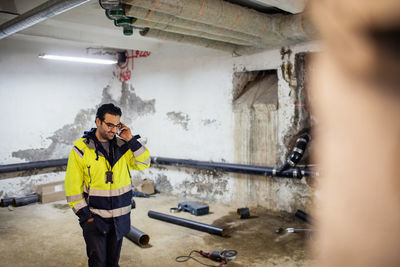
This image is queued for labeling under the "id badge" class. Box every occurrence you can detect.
[105,171,114,184]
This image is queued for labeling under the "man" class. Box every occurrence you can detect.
[65,103,150,267]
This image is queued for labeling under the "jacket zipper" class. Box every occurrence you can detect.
[87,166,92,205]
[87,166,92,185]
[126,164,132,179]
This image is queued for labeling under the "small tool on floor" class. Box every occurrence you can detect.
[170,201,210,216]
[169,207,180,213]
[132,191,150,198]
[285,228,312,233]
[276,227,313,234]
[176,249,238,267]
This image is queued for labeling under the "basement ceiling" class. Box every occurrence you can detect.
[225,0,285,13]
[0,0,309,52]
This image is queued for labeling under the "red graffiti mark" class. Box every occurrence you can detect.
[118,50,151,82]
[119,69,131,82]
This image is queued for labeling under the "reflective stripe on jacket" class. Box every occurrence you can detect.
[64,128,150,239]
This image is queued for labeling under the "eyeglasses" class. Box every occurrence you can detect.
[102,121,122,129]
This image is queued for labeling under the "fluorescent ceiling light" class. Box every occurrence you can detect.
[38,54,117,65]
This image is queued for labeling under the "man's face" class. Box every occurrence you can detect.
[95,113,121,141]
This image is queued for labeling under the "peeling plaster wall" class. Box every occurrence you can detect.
[233,42,320,165]
[230,42,320,212]
[132,45,235,162]
[0,36,155,197]
[0,38,109,164]
[131,42,319,211]
[129,44,237,204]
[0,34,319,212]
[0,36,112,197]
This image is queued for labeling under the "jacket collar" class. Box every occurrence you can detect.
[81,128,129,167]
[82,128,115,162]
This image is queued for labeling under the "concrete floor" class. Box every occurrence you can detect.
[0,194,313,267]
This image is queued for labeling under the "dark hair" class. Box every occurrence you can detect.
[96,103,122,121]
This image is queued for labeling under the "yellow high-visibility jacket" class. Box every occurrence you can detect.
[65,128,150,239]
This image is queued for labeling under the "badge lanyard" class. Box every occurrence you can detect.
[105,144,114,184]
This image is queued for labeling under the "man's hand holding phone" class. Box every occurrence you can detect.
[118,123,133,141]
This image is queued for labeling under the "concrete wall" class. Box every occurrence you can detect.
[0,35,319,212]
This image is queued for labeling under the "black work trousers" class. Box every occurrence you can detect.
[82,220,123,267]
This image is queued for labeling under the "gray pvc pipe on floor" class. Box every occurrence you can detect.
[125,225,150,246]
[148,210,227,236]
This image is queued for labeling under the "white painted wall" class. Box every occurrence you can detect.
[133,45,235,161]
[0,36,111,163]
[0,36,112,197]
[0,35,319,212]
